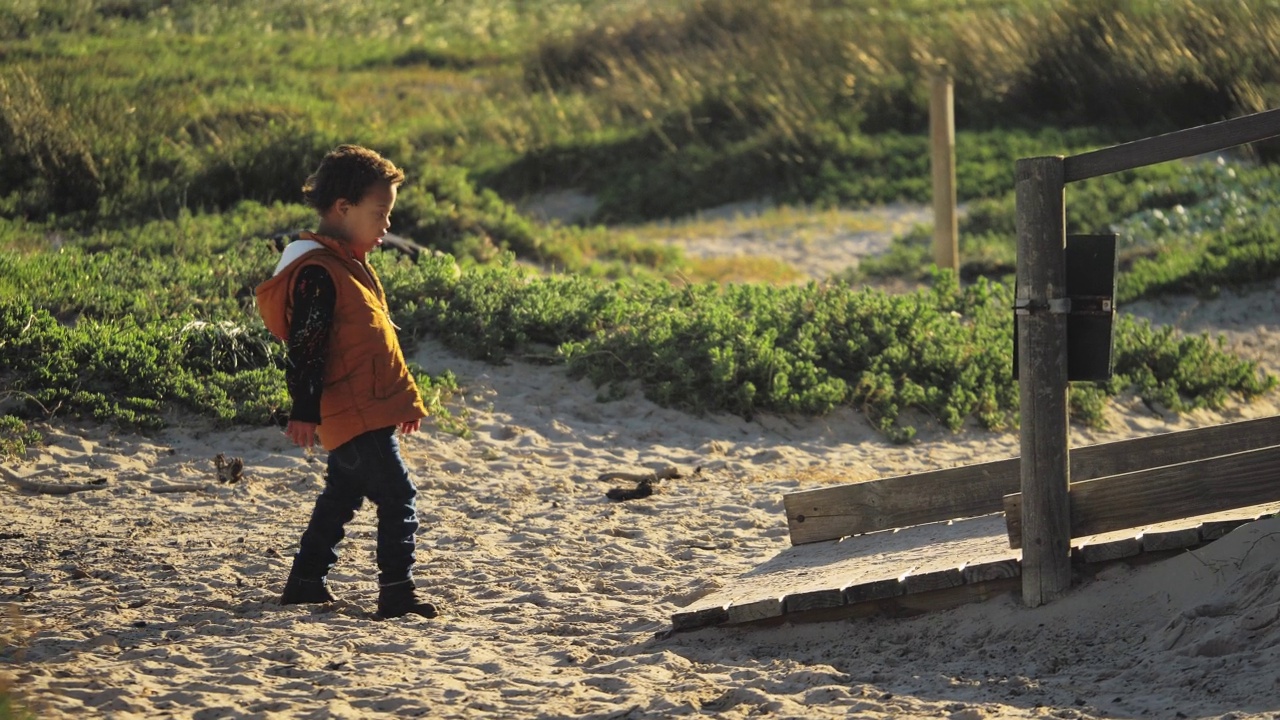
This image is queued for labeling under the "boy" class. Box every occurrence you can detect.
[255,144,438,619]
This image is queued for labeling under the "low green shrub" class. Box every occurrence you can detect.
[0,415,42,459]
[411,365,470,438]
[377,259,1272,442]
[0,287,468,454]
[1,224,1273,447]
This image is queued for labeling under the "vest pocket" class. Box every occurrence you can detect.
[371,356,400,400]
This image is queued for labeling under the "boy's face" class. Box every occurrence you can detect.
[332,180,398,258]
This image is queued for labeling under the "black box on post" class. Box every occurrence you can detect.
[1062,234,1116,381]
[1013,233,1117,381]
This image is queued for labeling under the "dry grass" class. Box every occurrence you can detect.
[622,202,924,283]
[683,254,806,284]
[628,204,890,243]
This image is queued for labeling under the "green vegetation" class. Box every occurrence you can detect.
[0,688,36,720]
[7,0,1280,227]
[3,0,1280,457]
[853,159,1280,299]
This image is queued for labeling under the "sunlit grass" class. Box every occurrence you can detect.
[624,203,924,283]
[629,204,894,243]
[683,255,805,284]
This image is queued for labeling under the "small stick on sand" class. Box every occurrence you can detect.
[597,466,683,483]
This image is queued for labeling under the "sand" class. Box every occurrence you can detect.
[4,212,1280,719]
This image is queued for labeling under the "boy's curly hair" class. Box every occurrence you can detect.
[302,145,406,212]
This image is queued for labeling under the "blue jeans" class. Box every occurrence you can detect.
[291,427,419,586]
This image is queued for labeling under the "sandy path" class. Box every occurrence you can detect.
[636,201,935,280]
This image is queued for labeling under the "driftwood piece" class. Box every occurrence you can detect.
[1,465,108,495]
[600,466,685,502]
[598,466,683,483]
[1,452,243,496]
[148,482,210,494]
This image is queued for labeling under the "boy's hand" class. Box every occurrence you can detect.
[286,420,319,448]
[399,419,421,435]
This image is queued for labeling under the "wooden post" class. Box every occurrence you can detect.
[1014,156,1071,607]
[930,70,958,274]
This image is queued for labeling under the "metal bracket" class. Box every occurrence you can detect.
[1014,297,1073,316]
[1070,295,1113,315]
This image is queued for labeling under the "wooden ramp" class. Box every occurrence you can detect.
[671,504,1280,631]
[671,417,1280,632]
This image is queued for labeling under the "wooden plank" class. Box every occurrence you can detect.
[1068,416,1280,480]
[1201,519,1245,541]
[1005,445,1280,548]
[962,558,1021,583]
[785,457,1019,545]
[672,569,792,631]
[780,577,1023,626]
[1141,527,1201,553]
[786,415,1280,545]
[901,566,964,595]
[891,577,1021,617]
[1201,515,1268,541]
[783,587,845,614]
[725,597,783,625]
[1075,536,1141,564]
[671,606,728,632]
[845,577,904,604]
[1063,107,1280,182]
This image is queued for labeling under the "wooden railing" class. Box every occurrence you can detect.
[1015,107,1280,606]
[784,416,1280,545]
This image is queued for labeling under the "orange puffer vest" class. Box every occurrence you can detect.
[255,233,427,451]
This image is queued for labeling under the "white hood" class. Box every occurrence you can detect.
[272,239,325,276]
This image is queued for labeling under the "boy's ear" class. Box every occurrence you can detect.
[332,197,353,216]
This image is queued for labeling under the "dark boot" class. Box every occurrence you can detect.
[377,581,438,619]
[280,573,336,605]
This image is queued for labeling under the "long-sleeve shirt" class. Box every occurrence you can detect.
[286,264,335,423]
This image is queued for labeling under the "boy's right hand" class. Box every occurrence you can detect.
[286,420,319,449]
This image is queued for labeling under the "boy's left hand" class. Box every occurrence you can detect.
[399,418,421,434]
[285,420,319,449]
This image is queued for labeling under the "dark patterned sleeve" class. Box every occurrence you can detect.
[286,264,335,423]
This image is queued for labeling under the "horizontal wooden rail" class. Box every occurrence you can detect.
[1004,444,1280,548]
[784,415,1280,545]
[1064,107,1280,183]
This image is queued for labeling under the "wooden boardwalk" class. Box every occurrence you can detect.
[670,417,1280,632]
[671,502,1280,631]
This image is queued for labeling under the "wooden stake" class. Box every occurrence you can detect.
[930,70,958,274]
